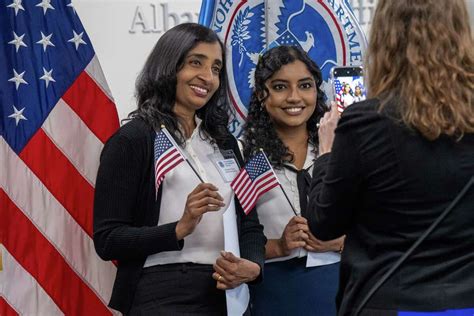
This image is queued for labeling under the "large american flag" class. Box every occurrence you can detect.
[231,151,279,215]
[154,128,185,193]
[1,1,119,315]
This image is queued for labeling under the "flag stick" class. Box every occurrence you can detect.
[259,148,298,216]
[161,125,204,183]
[278,184,299,216]
[184,159,204,183]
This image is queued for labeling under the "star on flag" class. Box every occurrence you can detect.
[8,69,28,90]
[36,32,55,51]
[8,32,27,52]
[8,105,28,126]
[39,67,56,87]
[7,0,25,16]
[68,30,87,50]
[35,0,55,15]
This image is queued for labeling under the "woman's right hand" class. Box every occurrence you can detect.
[175,183,225,240]
[304,233,345,253]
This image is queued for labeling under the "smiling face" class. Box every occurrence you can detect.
[174,41,223,118]
[263,60,317,133]
[343,84,351,94]
[355,86,362,96]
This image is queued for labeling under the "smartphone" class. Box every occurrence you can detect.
[330,66,365,113]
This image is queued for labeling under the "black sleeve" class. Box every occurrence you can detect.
[229,135,266,282]
[238,202,266,284]
[307,111,363,240]
[93,130,183,261]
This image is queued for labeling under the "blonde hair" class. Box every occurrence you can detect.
[367,0,474,140]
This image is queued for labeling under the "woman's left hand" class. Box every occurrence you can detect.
[304,233,345,253]
[212,251,261,290]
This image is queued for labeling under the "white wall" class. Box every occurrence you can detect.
[75,0,474,121]
[75,0,202,120]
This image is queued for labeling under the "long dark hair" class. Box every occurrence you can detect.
[128,23,231,146]
[242,45,326,167]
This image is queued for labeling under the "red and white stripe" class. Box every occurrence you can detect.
[155,147,185,190]
[1,56,119,315]
[231,170,279,214]
[336,91,345,113]
[0,296,19,316]
[0,244,62,315]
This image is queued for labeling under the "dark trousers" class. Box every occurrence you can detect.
[128,263,227,316]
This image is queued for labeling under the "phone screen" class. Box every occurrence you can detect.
[331,67,365,113]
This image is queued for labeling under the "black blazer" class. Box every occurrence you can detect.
[308,99,474,315]
[93,118,266,314]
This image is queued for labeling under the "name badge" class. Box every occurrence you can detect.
[214,158,240,182]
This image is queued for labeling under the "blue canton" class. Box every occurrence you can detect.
[273,30,299,47]
[334,78,342,94]
[1,0,94,154]
[154,131,174,161]
[245,152,271,180]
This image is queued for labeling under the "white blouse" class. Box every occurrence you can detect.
[144,120,233,267]
[257,144,340,265]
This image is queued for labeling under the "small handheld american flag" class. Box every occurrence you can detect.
[154,127,185,193]
[231,150,279,215]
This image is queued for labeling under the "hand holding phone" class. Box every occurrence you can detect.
[318,101,340,156]
[330,66,365,114]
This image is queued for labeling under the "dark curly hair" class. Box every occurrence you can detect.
[127,23,232,147]
[242,45,327,167]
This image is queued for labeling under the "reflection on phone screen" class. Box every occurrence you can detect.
[334,75,365,113]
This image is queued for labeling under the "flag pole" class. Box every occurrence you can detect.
[259,149,298,216]
[161,125,204,183]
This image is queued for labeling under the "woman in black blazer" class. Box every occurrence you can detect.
[308,0,474,314]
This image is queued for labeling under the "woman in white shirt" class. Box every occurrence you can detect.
[241,45,344,315]
[336,83,355,114]
[353,85,366,103]
[93,23,265,315]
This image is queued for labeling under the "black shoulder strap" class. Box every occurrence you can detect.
[355,176,474,315]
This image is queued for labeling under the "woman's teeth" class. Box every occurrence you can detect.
[285,107,303,113]
[190,85,208,95]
